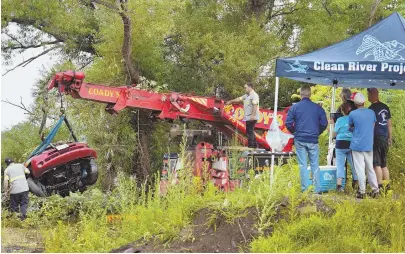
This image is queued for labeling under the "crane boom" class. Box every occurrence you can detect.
[47,70,293,151]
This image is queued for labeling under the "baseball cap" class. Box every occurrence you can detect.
[350,92,357,101]
[353,93,366,105]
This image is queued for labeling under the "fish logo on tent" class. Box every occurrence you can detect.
[286,60,309,74]
[356,35,405,61]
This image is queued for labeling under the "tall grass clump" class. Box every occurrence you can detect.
[251,195,405,253]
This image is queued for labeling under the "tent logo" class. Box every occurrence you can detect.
[286,60,309,74]
[323,172,334,181]
[356,35,405,61]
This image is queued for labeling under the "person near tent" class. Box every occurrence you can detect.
[336,88,356,114]
[331,102,358,192]
[226,83,260,148]
[286,85,328,194]
[3,158,30,220]
[367,88,392,192]
[349,93,379,199]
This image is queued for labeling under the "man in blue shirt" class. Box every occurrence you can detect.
[349,93,379,198]
[286,85,328,194]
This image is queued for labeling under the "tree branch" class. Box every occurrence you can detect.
[7,18,97,55]
[2,45,61,76]
[322,0,333,16]
[78,59,95,70]
[270,2,300,19]
[3,32,25,48]
[3,40,61,50]
[1,97,33,115]
[267,0,276,21]
[86,0,140,84]
[119,1,141,84]
[91,0,119,10]
[368,0,382,27]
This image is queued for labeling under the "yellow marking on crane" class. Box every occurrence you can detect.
[190,97,207,106]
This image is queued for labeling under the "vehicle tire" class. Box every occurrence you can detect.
[82,159,98,185]
[27,177,47,197]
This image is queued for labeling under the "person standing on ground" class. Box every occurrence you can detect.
[331,102,358,192]
[336,88,356,114]
[286,85,328,194]
[367,88,392,192]
[349,93,379,199]
[226,83,260,148]
[3,158,30,220]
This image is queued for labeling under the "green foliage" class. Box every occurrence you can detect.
[386,91,405,193]
[1,122,42,164]
[251,196,405,253]
[1,0,97,64]
[1,120,71,167]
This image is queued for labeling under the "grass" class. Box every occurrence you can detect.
[251,195,405,253]
[1,152,404,252]
[1,227,43,253]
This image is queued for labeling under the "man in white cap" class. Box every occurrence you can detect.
[348,93,379,199]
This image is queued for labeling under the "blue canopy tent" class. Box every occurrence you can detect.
[268,12,405,179]
[276,12,405,89]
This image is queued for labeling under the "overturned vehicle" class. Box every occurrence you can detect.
[25,116,98,197]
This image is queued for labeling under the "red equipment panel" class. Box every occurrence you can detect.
[29,142,97,178]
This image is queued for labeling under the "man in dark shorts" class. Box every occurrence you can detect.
[367,88,392,192]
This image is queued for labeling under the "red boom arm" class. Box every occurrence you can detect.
[48,71,293,151]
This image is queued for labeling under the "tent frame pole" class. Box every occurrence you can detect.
[328,84,337,148]
[270,76,280,185]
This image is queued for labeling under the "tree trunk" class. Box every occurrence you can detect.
[119,2,140,85]
[368,0,382,27]
[131,110,154,184]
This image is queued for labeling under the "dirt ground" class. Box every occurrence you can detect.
[1,228,44,253]
[112,198,335,253]
[112,207,260,253]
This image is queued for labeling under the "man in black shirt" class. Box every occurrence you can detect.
[367,88,392,192]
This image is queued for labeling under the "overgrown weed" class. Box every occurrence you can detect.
[2,137,404,252]
[251,193,405,253]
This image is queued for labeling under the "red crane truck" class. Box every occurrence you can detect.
[26,71,294,196]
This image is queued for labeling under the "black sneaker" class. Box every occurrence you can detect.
[369,190,380,198]
[352,180,359,191]
[356,192,365,199]
[336,185,344,193]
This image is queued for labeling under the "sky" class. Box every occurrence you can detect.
[1,49,58,131]
[1,26,59,131]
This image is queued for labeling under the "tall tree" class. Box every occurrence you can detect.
[2,0,403,186]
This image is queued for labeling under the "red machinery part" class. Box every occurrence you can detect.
[29,143,97,178]
[48,71,294,152]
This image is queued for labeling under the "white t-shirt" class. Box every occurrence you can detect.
[4,163,29,194]
[240,91,260,121]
